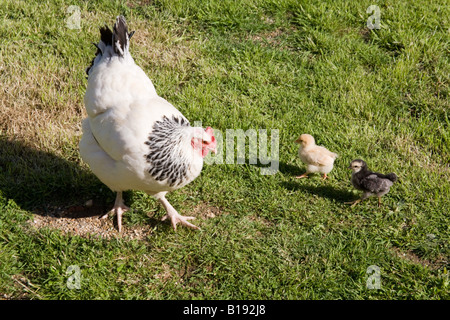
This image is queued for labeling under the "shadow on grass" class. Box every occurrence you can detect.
[0,136,173,232]
[279,161,356,203]
[278,161,304,177]
[282,180,355,203]
[0,135,105,217]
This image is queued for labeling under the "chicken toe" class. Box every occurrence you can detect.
[161,213,199,231]
[158,196,200,231]
[100,191,129,233]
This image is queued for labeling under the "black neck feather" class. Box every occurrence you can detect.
[144,115,191,187]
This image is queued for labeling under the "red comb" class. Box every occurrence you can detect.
[205,127,214,136]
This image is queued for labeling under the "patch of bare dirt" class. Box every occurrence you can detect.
[190,202,221,219]
[27,200,153,240]
[247,27,287,49]
[26,201,223,240]
[391,247,447,271]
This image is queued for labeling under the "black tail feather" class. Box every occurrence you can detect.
[386,173,398,182]
[100,25,113,46]
[113,15,128,56]
[87,16,132,77]
[373,172,398,182]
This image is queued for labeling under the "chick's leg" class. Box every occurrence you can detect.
[158,196,200,231]
[322,173,328,180]
[345,199,362,207]
[295,172,309,179]
[100,191,129,233]
[345,192,370,207]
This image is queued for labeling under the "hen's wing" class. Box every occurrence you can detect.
[88,96,183,163]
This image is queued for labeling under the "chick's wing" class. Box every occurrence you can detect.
[305,146,336,167]
[360,174,391,193]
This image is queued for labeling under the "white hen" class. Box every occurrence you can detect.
[80,16,217,232]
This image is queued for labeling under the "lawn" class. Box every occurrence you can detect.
[0,0,448,300]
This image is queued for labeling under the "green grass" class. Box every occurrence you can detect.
[0,0,449,299]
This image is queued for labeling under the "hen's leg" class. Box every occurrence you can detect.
[100,191,129,233]
[322,173,328,180]
[295,172,309,179]
[158,196,200,231]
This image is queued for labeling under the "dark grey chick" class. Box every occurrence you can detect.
[346,159,397,207]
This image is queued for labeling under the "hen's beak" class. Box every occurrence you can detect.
[205,143,217,155]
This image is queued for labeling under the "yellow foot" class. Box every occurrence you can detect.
[344,199,361,207]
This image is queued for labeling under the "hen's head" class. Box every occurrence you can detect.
[295,134,315,148]
[349,159,367,173]
[191,127,217,158]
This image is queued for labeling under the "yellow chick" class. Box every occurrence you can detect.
[295,134,338,180]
